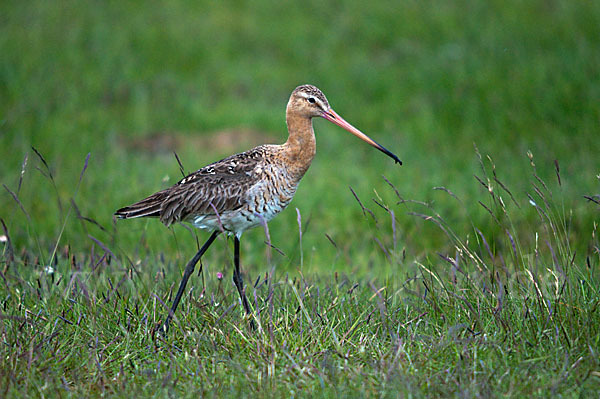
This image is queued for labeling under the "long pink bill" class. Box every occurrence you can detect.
[321,109,402,165]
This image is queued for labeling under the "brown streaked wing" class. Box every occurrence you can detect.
[114,189,169,219]
[158,146,269,225]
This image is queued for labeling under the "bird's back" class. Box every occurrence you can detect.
[115,144,301,235]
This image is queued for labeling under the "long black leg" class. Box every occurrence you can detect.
[162,230,219,333]
[232,236,254,327]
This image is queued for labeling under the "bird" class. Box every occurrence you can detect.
[114,84,401,333]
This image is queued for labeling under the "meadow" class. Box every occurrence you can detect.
[1,0,599,397]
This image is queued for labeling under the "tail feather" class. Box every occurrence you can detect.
[114,190,168,220]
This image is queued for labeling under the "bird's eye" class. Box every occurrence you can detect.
[308,97,316,104]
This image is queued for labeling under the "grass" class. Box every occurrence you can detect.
[1,0,600,397]
[1,150,598,397]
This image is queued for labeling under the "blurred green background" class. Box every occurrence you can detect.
[1,0,599,275]
[2,2,600,395]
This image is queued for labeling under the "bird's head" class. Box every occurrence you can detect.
[288,84,331,118]
[287,84,402,165]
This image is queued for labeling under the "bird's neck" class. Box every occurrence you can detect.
[283,110,316,180]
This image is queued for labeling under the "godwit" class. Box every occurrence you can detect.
[115,84,401,332]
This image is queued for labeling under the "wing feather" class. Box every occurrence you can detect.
[114,145,274,226]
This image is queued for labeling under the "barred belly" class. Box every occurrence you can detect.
[191,167,298,237]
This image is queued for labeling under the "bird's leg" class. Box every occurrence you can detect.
[161,230,219,334]
[232,236,255,328]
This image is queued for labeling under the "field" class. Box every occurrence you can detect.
[1,0,600,397]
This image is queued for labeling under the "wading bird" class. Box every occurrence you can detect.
[115,84,401,333]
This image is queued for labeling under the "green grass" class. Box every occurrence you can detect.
[1,0,600,397]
